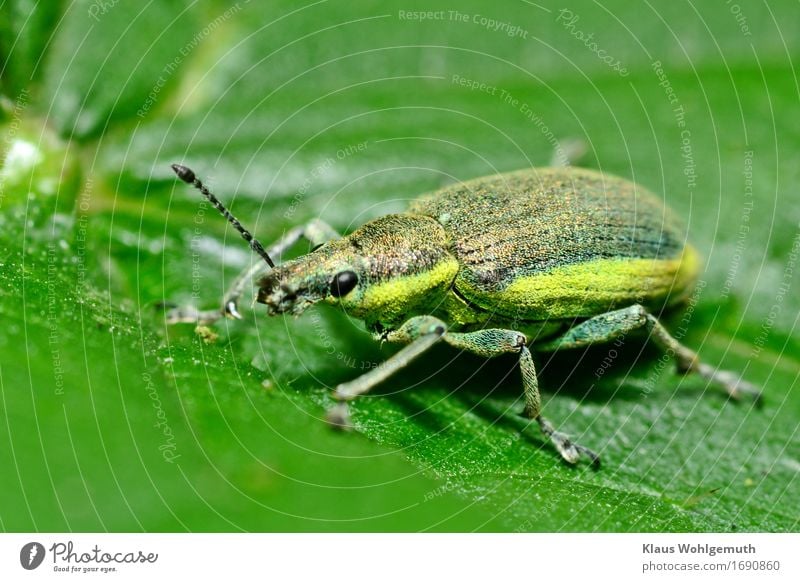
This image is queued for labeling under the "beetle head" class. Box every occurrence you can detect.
[256,239,365,317]
[257,214,458,326]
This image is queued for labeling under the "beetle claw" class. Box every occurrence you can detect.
[727,378,763,408]
[224,301,242,320]
[575,443,602,469]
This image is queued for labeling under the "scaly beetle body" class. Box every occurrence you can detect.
[170,164,760,466]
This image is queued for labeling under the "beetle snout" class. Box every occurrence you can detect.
[257,277,295,313]
[256,271,319,316]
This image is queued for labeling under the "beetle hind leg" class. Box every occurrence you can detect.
[650,322,762,404]
[535,304,762,404]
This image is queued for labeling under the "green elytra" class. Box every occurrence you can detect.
[168,164,760,466]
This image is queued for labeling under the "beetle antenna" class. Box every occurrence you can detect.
[171,164,275,268]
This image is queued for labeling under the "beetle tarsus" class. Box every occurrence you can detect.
[162,304,223,325]
[576,443,602,469]
[326,403,352,430]
[694,363,763,407]
[537,417,599,467]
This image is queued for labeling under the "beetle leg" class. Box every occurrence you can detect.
[535,304,762,403]
[164,219,339,324]
[328,318,600,466]
[444,328,600,466]
[326,316,447,428]
[647,315,762,404]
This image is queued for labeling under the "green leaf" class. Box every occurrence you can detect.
[0,0,65,99]
[1,0,798,532]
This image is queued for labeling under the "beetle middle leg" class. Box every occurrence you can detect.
[327,315,600,466]
[164,219,339,324]
[535,304,762,402]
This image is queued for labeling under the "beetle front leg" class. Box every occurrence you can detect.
[326,316,446,428]
[164,219,340,324]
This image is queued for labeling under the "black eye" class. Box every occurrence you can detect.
[330,270,358,298]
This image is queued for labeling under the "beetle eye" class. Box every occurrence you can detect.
[330,270,358,298]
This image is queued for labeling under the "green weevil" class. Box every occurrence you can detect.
[167,162,760,466]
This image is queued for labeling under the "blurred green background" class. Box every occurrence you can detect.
[1,0,798,532]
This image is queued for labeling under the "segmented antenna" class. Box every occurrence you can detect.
[171,164,275,268]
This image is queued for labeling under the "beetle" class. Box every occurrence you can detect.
[167,162,760,466]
